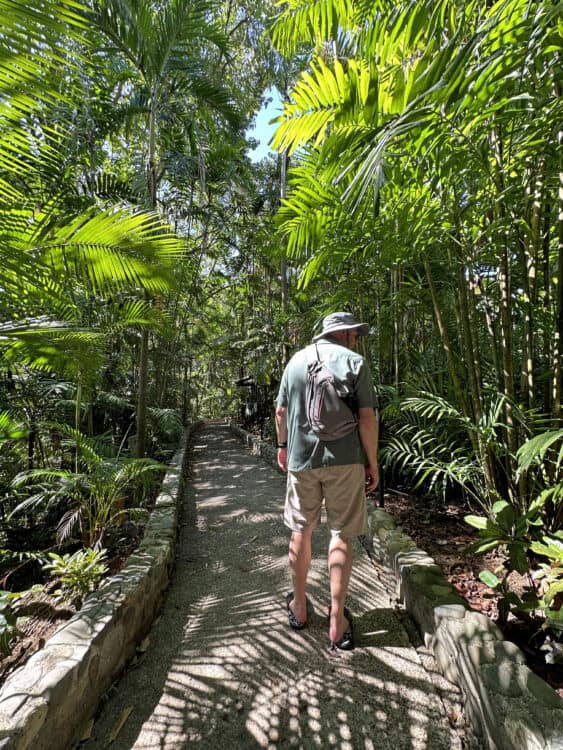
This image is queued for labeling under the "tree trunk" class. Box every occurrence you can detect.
[542,201,552,416]
[280,150,290,368]
[518,160,544,409]
[554,159,563,425]
[136,96,159,458]
[423,257,467,414]
[392,266,400,392]
[490,125,518,498]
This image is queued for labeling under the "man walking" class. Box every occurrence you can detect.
[275,312,379,650]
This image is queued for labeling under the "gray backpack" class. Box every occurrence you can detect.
[305,345,358,441]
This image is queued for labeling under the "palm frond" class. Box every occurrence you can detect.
[269,0,356,55]
[57,507,83,544]
[517,430,563,475]
[1,325,107,375]
[0,412,28,441]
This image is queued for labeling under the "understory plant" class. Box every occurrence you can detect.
[43,548,108,607]
[0,590,20,655]
[530,533,563,644]
[380,389,528,511]
[465,429,563,640]
[8,424,168,549]
[382,392,562,643]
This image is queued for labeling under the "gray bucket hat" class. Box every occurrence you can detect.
[312,312,370,342]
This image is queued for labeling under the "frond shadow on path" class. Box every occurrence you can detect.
[80,426,463,750]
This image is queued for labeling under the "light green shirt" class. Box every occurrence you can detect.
[276,338,378,472]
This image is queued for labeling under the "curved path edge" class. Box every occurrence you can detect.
[368,508,563,750]
[0,427,196,750]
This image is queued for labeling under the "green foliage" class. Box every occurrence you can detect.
[0,412,28,442]
[476,566,526,627]
[0,591,20,656]
[464,429,563,632]
[9,425,165,548]
[146,408,184,445]
[43,548,108,606]
[380,390,528,511]
[516,429,563,475]
[530,533,563,636]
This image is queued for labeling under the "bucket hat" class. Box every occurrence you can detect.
[312,312,370,342]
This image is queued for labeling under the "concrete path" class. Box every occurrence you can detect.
[81,425,466,750]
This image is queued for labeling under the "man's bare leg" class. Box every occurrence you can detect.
[288,527,312,623]
[328,535,353,642]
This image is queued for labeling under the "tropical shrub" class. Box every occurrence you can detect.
[9,425,167,549]
[464,429,563,633]
[0,591,19,655]
[43,548,108,606]
[530,533,563,639]
[380,390,530,512]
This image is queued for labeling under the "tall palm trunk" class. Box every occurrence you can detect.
[136,99,158,458]
[542,201,552,416]
[517,160,544,409]
[554,93,563,425]
[555,164,563,425]
[423,255,497,499]
[490,126,518,491]
[280,150,290,368]
[423,258,465,408]
[392,265,400,392]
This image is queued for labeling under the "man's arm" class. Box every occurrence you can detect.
[275,404,288,472]
[358,406,379,491]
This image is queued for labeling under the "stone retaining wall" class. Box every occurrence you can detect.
[229,423,280,472]
[0,433,192,750]
[369,508,563,750]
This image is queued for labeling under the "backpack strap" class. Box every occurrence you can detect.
[305,342,321,366]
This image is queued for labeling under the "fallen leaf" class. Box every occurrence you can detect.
[137,636,150,653]
[107,706,133,745]
[80,719,94,741]
[241,535,258,546]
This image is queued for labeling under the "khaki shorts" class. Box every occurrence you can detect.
[284,464,368,539]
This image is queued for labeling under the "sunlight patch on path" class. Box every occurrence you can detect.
[83,426,462,750]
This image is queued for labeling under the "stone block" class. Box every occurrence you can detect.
[504,709,547,750]
[396,549,436,569]
[368,509,396,532]
[482,661,530,698]
[434,603,468,622]
[0,697,48,749]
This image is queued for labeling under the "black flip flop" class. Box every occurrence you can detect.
[330,607,354,651]
[286,592,306,630]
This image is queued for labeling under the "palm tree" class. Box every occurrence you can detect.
[0,0,193,471]
[92,0,242,455]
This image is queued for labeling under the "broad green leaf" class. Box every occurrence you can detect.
[465,514,488,530]
[479,570,500,588]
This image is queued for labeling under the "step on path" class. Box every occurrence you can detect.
[81,424,468,749]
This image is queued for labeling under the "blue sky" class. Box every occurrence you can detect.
[247,87,283,162]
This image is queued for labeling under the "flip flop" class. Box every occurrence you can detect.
[330,607,354,651]
[286,592,306,630]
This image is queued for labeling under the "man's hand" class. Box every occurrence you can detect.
[365,462,379,492]
[277,446,288,473]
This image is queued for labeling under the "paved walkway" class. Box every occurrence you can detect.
[82,425,467,749]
